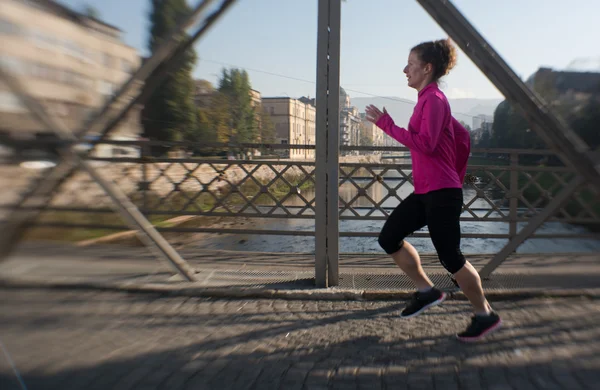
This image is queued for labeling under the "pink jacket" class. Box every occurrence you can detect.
[375,82,470,194]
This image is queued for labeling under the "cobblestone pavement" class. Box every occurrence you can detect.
[3,242,600,291]
[0,289,599,390]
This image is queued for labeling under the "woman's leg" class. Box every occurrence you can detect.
[379,193,447,318]
[425,188,501,340]
[378,193,430,289]
[452,261,490,314]
[425,189,490,314]
[390,241,432,290]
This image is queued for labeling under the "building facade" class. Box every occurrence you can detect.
[262,97,315,160]
[249,89,261,108]
[0,0,142,156]
[339,88,361,154]
[360,115,383,148]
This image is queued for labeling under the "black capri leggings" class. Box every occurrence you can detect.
[378,188,466,274]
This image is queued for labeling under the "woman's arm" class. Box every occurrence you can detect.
[374,97,448,155]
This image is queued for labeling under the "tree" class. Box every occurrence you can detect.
[141,0,197,155]
[571,98,600,150]
[488,76,600,153]
[82,4,101,19]
[194,79,214,96]
[196,109,211,139]
[490,100,543,150]
[207,91,233,144]
[489,101,512,148]
[218,68,256,143]
[479,129,491,149]
[459,120,480,148]
[459,121,471,132]
[258,108,275,144]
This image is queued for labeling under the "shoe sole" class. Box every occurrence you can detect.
[456,319,503,342]
[400,292,447,319]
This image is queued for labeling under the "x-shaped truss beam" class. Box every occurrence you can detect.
[417,0,599,276]
[0,0,238,281]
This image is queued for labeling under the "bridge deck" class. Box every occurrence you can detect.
[1,241,598,292]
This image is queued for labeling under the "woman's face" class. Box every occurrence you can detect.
[403,50,432,91]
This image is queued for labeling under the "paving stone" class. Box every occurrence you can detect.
[0,289,599,390]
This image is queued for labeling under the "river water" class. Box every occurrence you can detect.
[188,168,600,255]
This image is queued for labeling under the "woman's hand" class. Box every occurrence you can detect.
[365,105,388,124]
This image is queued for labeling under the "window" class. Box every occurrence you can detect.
[84,49,96,64]
[0,56,24,75]
[62,70,76,85]
[49,103,68,117]
[103,53,113,67]
[74,73,94,89]
[30,29,56,49]
[281,140,288,144]
[30,63,46,79]
[121,59,133,73]
[112,148,130,156]
[270,107,275,115]
[98,80,113,96]
[64,40,85,60]
[0,91,26,113]
[0,17,21,35]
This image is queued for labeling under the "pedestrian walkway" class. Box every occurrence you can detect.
[0,289,598,389]
[1,241,599,297]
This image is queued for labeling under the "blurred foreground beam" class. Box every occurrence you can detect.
[0,0,238,282]
[417,0,600,275]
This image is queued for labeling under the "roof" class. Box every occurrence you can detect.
[262,97,293,100]
[298,96,316,106]
[532,68,600,94]
[553,71,600,93]
[32,0,122,33]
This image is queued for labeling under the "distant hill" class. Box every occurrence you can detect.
[351,97,502,128]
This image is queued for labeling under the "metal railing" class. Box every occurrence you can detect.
[3,141,598,243]
[1,0,599,286]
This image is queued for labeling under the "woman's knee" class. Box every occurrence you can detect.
[439,250,466,274]
[378,233,405,255]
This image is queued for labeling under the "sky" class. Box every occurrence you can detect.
[57,0,599,102]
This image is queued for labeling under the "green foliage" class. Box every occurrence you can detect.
[192,69,272,155]
[570,97,600,150]
[142,0,197,154]
[259,108,276,144]
[486,77,599,153]
[489,101,541,149]
[82,4,101,19]
[478,129,491,148]
[459,121,471,132]
[218,68,257,143]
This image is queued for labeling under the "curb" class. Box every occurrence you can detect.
[1,278,599,301]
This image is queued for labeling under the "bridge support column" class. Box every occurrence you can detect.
[315,0,341,287]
